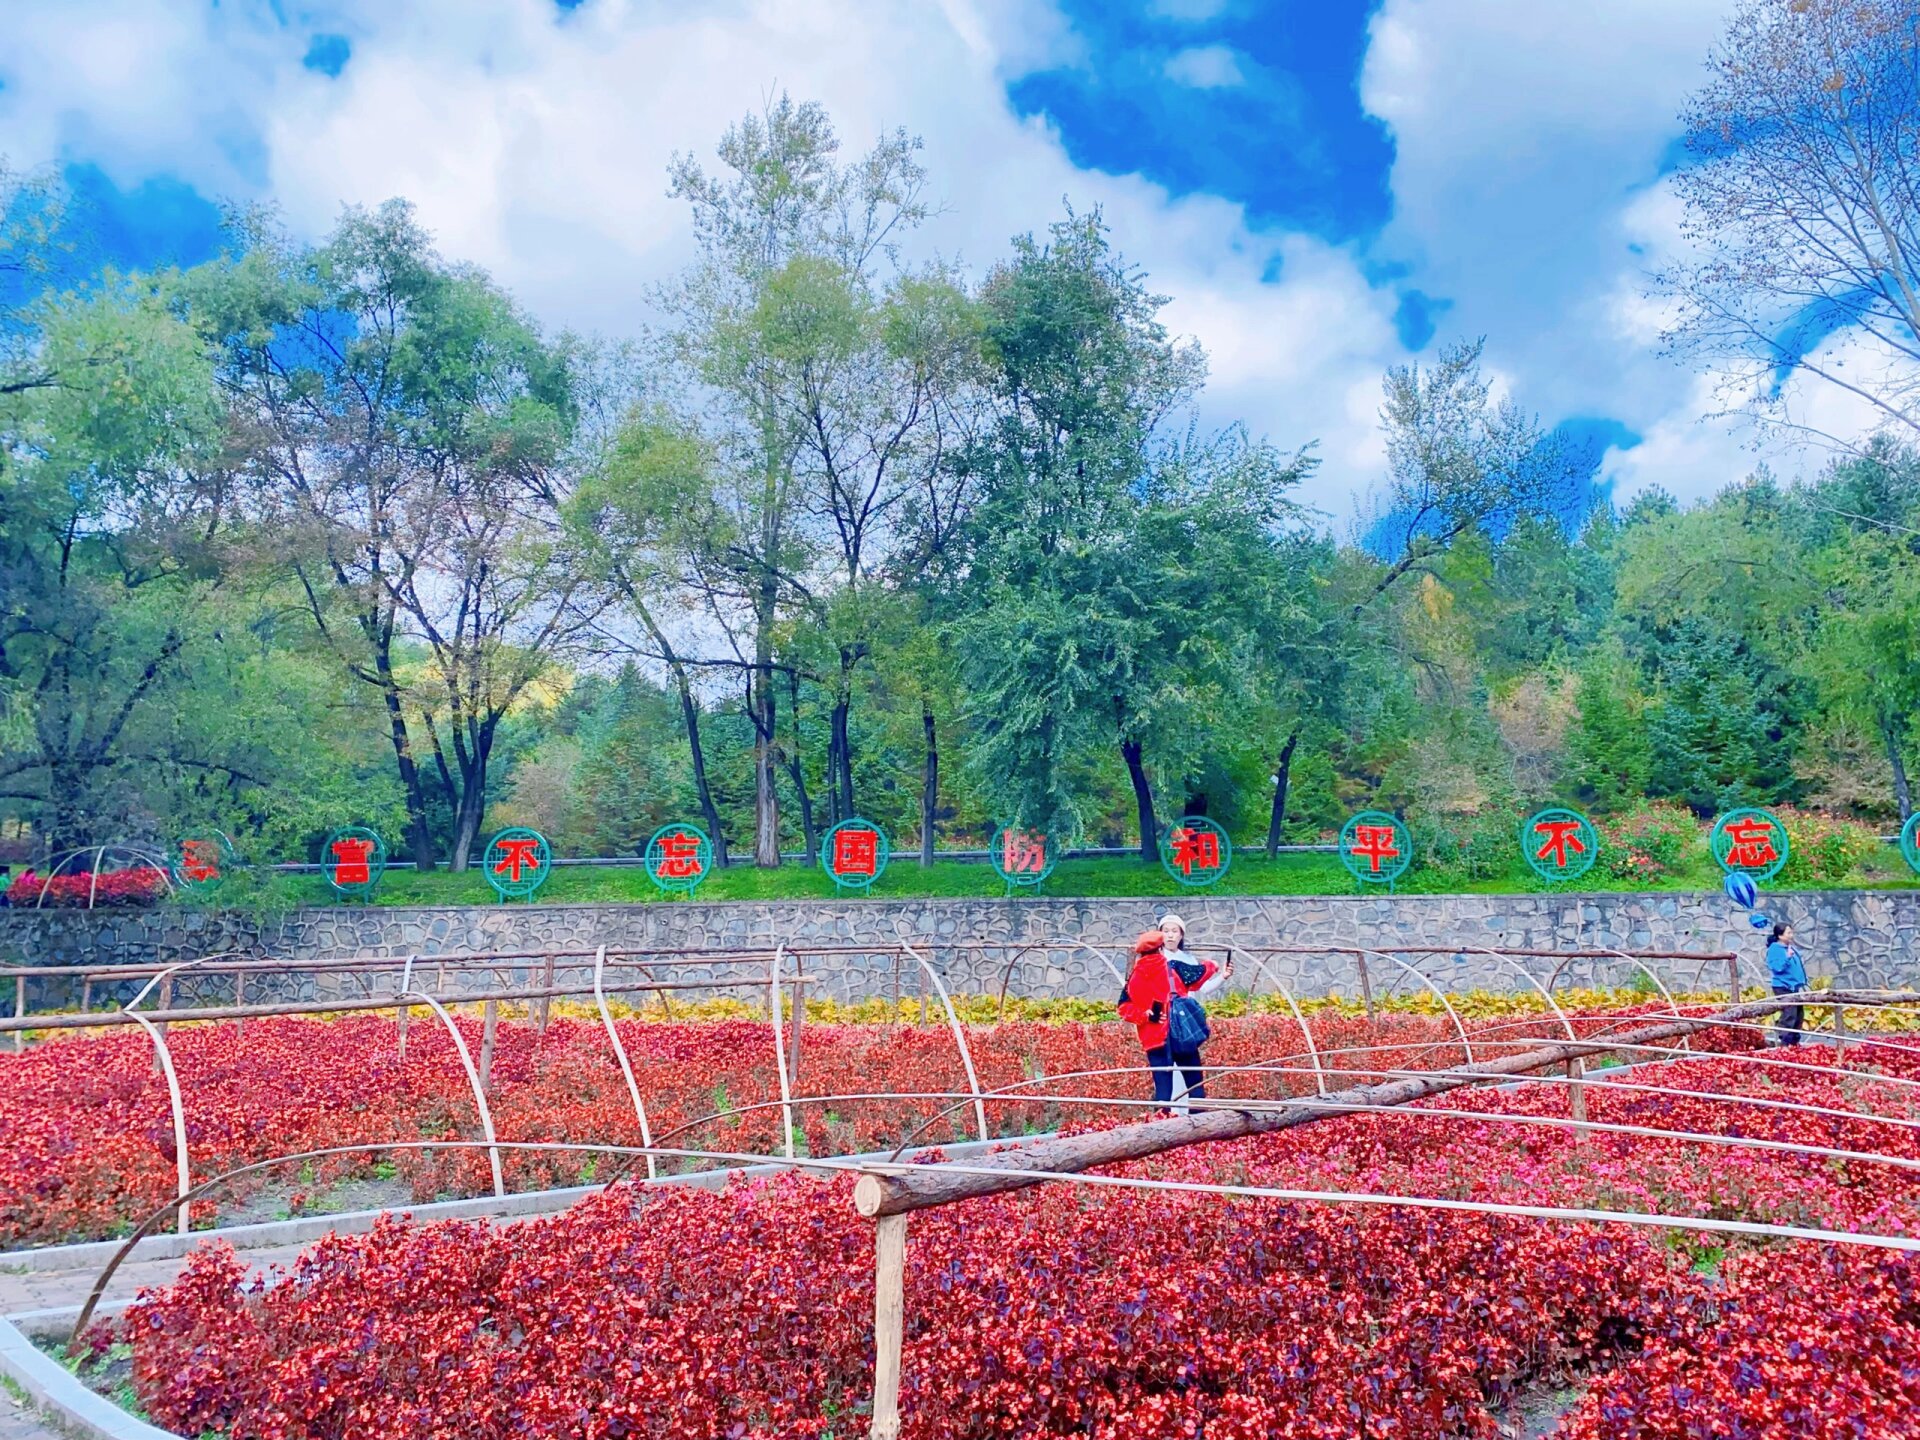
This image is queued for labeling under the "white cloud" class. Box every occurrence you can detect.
[5,0,1859,519]
[0,0,1405,517]
[1164,44,1247,89]
[1357,0,1802,504]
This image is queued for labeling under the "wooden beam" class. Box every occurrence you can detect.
[851,991,1908,1219]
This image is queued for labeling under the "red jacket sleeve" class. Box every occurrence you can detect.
[1118,955,1172,1025]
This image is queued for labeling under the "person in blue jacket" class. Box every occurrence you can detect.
[1765,921,1808,1047]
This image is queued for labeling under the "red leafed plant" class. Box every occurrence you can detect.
[4,866,166,908]
[79,1020,1920,1440]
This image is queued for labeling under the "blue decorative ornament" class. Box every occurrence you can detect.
[1747,912,1772,931]
[1724,872,1759,909]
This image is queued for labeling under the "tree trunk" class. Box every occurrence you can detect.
[783,746,818,862]
[1265,731,1300,859]
[1883,713,1913,824]
[752,617,781,869]
[1120,734,1157,863]
[920,700,938,867]
[831,647,858,823]
[376,657,437,872]
[675,665,730,868]
[447,754,488,872]
[782,668,818,859]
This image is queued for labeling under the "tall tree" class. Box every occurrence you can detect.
[1364,337,1576,613]
[195,202,585,869]
[1667,0,1920,445]
[952,210,1257,851]
[0,167,230,848]
[649,94,938,863]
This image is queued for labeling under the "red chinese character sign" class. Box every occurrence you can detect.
[1902,813,1920,877]
[645,823,713,896]
[1160,815,1231,888]
[820,819,889,894]
[990,825,1057,892]
[1339,811,1411,888]
[1710,807,1788,885]
[484,827,552,901]
[171,832,236,895]
[323,827,386,901]
[1521,807,1598,884]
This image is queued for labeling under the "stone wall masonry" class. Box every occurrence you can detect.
[0,889,1915,1008]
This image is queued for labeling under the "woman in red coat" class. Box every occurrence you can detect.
[1117,928,1228,1114]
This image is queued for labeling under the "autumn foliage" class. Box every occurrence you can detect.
[99,1038,1920,1440]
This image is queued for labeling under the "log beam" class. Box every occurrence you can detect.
[851,990,1909,1219]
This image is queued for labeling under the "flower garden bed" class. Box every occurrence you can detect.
[78,1041,1920,1440]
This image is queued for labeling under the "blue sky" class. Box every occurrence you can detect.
[0,0,1842,516]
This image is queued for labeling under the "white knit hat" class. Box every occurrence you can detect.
[1158,912,1188,938]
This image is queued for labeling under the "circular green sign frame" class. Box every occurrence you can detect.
[1160,815,1231,888]
[1521,807,1598,883]
[484,826,552,900]
[989,824,1058,890]
[1901,813,1920,877]
[1339,811,1411,886]
[1709,807,1789,884]
[324,826,387,900]
[172,831,237,895]
[645,822,713,895]
[820,818,889,892]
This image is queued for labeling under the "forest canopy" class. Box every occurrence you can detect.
[4,2,1918,873]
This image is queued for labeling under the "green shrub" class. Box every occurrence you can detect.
[1598,802,1699,883]
[1774,806,1878,885]
[1412,809,1526,883]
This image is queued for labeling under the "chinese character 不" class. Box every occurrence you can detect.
[330,836,375,886]
[655,829,705,881]
[1723,816,1780,869]
[1170,826,1220,876]
[832,827,879,877]
[1532,819,1586,870]
[180,839,222,884]
[1002,828,1048,875]
[492,837,543,883]
[1348,823,1401,874]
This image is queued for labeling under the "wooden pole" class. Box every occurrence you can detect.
[233,971,246,1038]
[80,978,91,1015]
[851,993,1906,1219]
[480,998,498,1094]
[868,1213,909,1440]
[537,953,555,1034]
[397,997,409,1059]
[891,951,904,1024]
[152,975,172,1074]
[1355,953,1376,1029]
[1728,956,1743,1006]
[789,972,808,1091]
[1566,1057,1588,1137]
[12,975,22,1053]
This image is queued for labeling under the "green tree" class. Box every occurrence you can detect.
[0,203,229,848]
[192,202,588,870]
[949,209,1206,847]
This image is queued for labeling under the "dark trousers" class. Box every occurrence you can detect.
[1772,987,1804,1046]
[1146,1044,1206,1107]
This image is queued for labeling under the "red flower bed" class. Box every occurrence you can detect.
[3,865,166,908]
[4,1008,1557,1247]
[107,1044,1920,1440]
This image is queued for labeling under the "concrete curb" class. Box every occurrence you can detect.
[0,1311,174,1440]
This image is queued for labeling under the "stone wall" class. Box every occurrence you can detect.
[1,889,1915,1005]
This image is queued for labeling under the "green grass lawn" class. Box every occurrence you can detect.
[257,844,1920,908]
